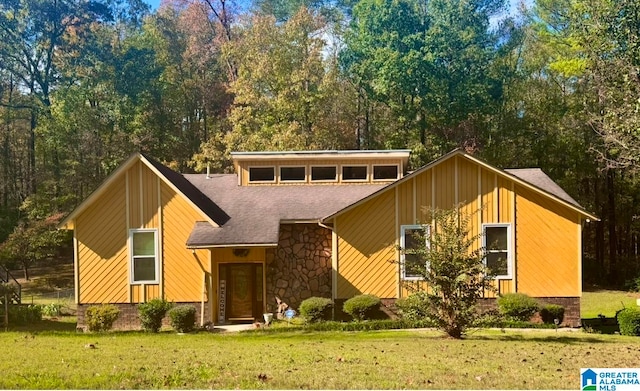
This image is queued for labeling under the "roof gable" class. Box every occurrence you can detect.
[59,153,229,229]
[322,149,598,222]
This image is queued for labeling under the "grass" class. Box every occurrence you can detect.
[0,326,638,389]
[12,259,76,315]
[581,288,640,318]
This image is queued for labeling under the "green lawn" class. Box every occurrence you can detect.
[581,289,640,318]
[0,327,638,389]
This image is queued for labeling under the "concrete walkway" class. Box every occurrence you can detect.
[214,323,257,332]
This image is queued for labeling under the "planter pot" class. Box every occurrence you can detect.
[263,312,274,325]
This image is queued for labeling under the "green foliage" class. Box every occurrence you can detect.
[399,207,496,338]
[138,298,173,332]
[0,212,71,280]
[395,291,432,322]
[473,310,555,329]
[298,297,333,323]
[342,294,381,321]
[539,304,565,324]
[497,293,539,321]
[8,304,43,325]
[624,276,640,292]
[41,303,63,317]
[168,305,196,333]
[85,304,120,332]
[616,308,640,336]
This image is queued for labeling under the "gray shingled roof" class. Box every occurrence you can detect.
[505,168,581,207]
[183,174,386,247]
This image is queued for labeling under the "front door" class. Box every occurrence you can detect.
[219,263,263,322]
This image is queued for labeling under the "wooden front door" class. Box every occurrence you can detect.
[220,263,263,322]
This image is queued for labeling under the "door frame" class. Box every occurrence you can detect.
[217,261,266,323]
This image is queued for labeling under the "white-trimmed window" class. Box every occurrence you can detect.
[311,166,337,182]
[130,229,159,284]
[341,165,368,181]
[280,166,306,182]
[249,167,276,183]
[400,225,429,280]
[373,164,399,180]
[483,224,512,278]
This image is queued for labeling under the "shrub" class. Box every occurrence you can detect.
[624,276,640,292]
[138,298,173,332]
[299,297,333,323]
[540,304,565,324]
[617,308,640,336]
[343,294,381,321]
[8,304,43,325]
[42,303,62,317]
[497,293,539,321]
[85,304,120,332]
[395,291,432,321]
[168,305,196,333]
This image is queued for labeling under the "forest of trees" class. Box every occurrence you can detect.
[0,0,639,287]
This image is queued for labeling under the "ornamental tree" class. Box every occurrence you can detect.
[399,206,496,338]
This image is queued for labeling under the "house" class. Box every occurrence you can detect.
[59,149,597,329]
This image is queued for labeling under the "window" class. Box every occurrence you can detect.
[280,166,306,182]
[249,167,275,182]
[342,166,367,181]
[130,230,159,284]
[373,165,399,180]
[483,224,512,278]
[311,166,337,181]
[400,225,429,280]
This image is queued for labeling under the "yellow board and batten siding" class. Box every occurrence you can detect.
[76,160,211,305]
[334,154,563,300]
[515,185,580,297]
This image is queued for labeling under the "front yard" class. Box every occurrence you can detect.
[1,328,638,389]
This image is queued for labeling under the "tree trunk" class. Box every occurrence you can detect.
[606,168,617,285]
[23,264,30,281]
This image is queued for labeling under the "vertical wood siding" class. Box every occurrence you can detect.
[515,185,580,296]
[76,177,129,303]
[77,159,212,305]
[336,190,397,298]
[336,155,534,299]
[161,183,211,302]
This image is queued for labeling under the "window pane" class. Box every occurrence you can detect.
[280,166,305,181]
[311,166,336,181]
[373,165,398,180]
[342,166,367,180]
[133,232,155,256]
[404,228,425,278]
[134,257,156,281]
[249,167,275,182]
[486,252,508,276]
[485,226,507,250]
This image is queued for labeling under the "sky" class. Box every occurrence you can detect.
[144,0,161,10]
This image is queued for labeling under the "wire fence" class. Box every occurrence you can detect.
[23,289,77,315]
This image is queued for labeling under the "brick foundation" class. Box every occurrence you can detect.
[333,296,581,327]
[477,297,581,327]
[77,302,211,331]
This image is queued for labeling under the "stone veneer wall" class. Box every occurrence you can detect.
[265,224,332,311]
[77,302,210,331]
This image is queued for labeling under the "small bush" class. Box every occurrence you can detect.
[395,291,432,321]
[138,298,173,332]
[617,308,640,336]
[42,303,62,317]
[497,293,539,321]
[343,294,381,321]
[168,305,196,333]
[540,304,565,324]
[8,304,43,325]
[624,276,640,292]
[299,297,333,323]
[85,304,120,332]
